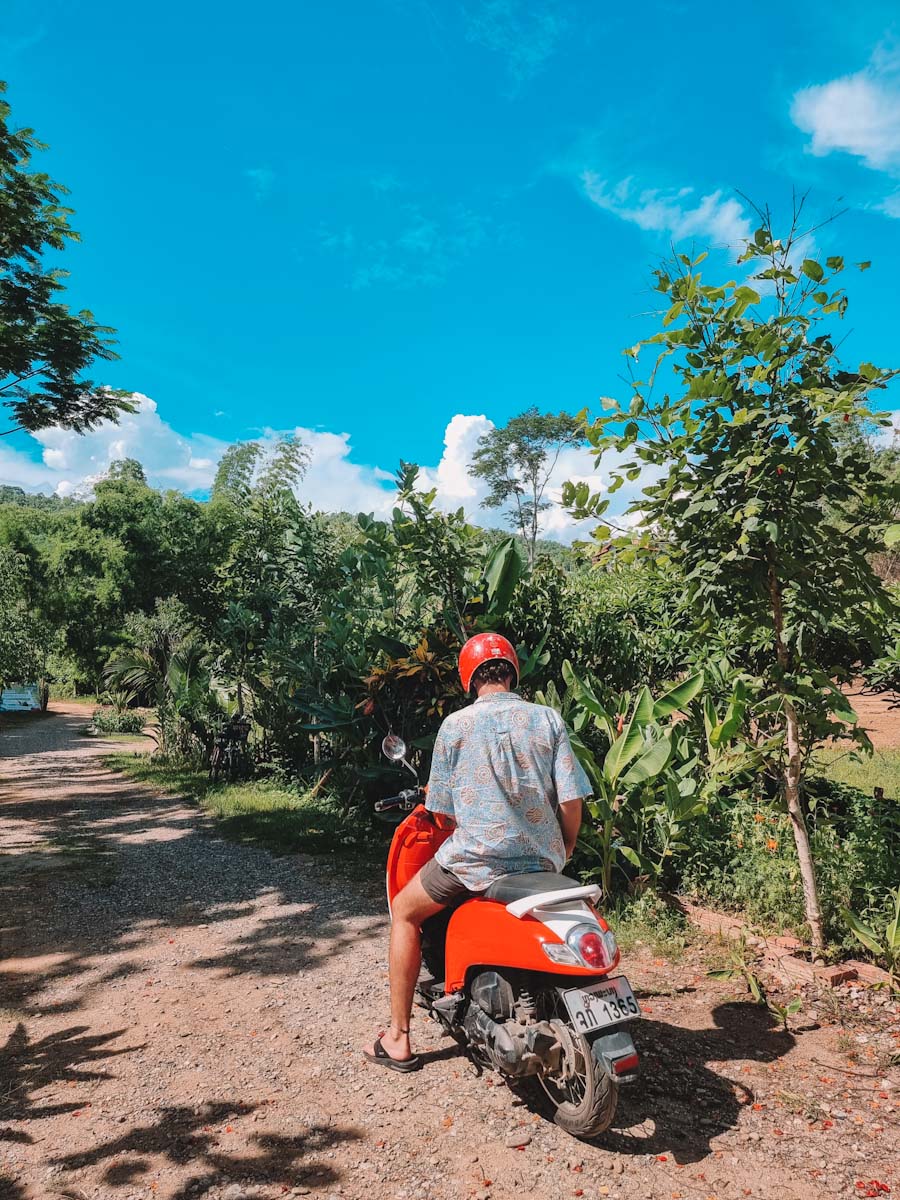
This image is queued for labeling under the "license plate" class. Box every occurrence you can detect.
[562,975,640,1033]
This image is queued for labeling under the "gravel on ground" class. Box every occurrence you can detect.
[1,703,898,1200]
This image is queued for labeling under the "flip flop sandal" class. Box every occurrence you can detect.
[364,1037,421,1073]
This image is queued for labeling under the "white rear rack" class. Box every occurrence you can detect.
[506,884,601,919]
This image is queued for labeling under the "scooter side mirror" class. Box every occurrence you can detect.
[381,733,418,782]
[381,734,407,762]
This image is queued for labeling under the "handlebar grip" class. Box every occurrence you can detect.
[374,789,423,813]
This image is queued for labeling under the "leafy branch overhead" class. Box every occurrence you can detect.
[0,79,131,436]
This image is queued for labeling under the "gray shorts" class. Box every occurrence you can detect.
[420,858,478,906]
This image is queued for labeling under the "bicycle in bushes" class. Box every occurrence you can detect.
[209,716,252,783]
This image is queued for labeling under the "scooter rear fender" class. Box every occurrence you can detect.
[444,897,621,994]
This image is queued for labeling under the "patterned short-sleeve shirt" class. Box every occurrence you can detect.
[426,691,592,891]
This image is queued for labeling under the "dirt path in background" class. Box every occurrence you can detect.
[1,705,898,1200]
[843,685,900,750]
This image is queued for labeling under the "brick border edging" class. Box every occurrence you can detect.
[662,894,893,988]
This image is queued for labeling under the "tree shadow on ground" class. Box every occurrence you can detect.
[0,1023,143,1124]
[0,709,385,1017]
[511,1001,793,1162]
[49,1101,363,1197]
[0,1170,28,1200]
[605,1001,795,1162]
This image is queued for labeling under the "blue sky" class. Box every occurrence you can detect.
[2,0,900,530]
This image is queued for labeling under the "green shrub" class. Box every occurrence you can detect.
[91,706,146,735]
[676,781,899,953]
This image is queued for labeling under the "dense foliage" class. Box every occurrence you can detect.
[1,220,898,974]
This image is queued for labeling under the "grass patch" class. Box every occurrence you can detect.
[814,745,900,799]
[81,728,152,743]
[106,752,386,860]
[609,891,690,960]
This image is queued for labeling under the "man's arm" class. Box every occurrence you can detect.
[559,797,583,859]
[550,716,591,859]
[424,724,454,819]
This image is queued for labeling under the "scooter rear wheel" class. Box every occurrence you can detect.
[534,988,618,1139]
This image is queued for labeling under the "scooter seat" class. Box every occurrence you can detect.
[483,871,580,904]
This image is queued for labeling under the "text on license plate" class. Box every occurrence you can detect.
[562,975,640,1033]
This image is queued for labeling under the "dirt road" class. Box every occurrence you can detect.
[1,705,897,1200]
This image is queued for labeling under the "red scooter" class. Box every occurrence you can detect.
[375,735,640,1139]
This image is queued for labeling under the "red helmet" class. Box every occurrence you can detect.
[459,633,519,693]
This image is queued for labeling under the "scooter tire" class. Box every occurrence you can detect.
[533,995,618,1139]
[549,1047,618,1139]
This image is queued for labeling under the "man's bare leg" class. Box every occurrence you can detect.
[366,871,444,1062]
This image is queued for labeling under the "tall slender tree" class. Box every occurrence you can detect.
[565,208,898,953]
[469,407,582,565]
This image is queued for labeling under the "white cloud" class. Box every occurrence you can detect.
[290,428,397,517]
[0,393,230,497]
[0,392,659,544]
[320,201,491,290]
[580,174,752,250]
[422,413,494,506]
[462,0,569,92]
[791,47,900,173]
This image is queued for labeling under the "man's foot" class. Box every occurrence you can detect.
[363,1028,420,1072]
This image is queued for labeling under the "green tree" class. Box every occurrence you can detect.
[105,458,147,484]
[0,81,132,436]
[210,436,311,714]
[469,407,582,566]
[565,214,898,953]
[0,545,48,691]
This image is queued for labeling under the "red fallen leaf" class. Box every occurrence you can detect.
[168,939,174,944]
[571,1164,583,1173]
[822,1119,834,1129]
[773,1129,784,1136]
[751,1103,764,1111]
[657,1155,668,1162]
[574,1191,584,1197]
[225,1125,234,1133]
[643,1005,654,1014]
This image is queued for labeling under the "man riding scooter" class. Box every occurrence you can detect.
[364,632,591,1072]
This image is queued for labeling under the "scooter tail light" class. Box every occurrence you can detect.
[613,1052,640,1076]
[566,923,618,969]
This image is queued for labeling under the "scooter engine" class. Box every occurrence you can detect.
[464,971,561,1078]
